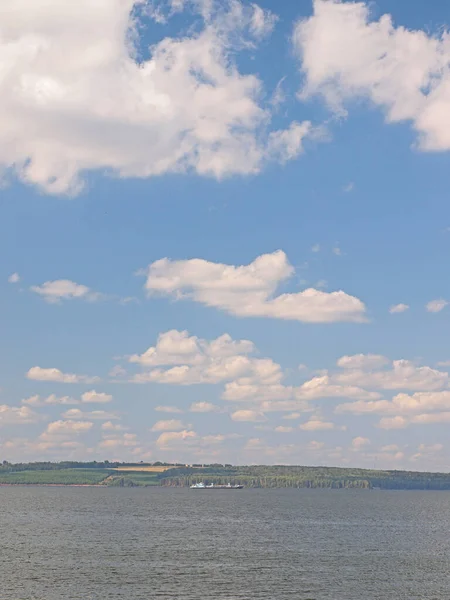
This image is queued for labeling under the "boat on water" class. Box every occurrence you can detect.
[190,482,243,489]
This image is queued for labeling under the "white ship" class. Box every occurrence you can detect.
[190,482,243,489]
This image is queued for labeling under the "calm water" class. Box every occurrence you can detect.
[1,487,449,599]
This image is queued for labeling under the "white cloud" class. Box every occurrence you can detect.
[154,405,184,414]
[274,425,293,433]
[299,417,335,431]
[426,299,448,313]
[267,121,313,163]
[378,416,408,430]
[156,430,197,448]
[311,244,320,253]
[22,394,78,406]
[81,390,112,404]
[142,250,367,323]
[295,0,450,152]
[130,329,253,367]
[231,409,266,422]
[334,357,448,391]
[283,412,303,420]
[130,329,281,386]
[389,303,409,314]
[0,405,39,426]
[332,245,342,256]
[308,440,325,450]
[99,433,137,449]
[61,409,119,421]
[151,419,186,432]
[336,354,388,370]
[351,436,370,450]
[102,421,127,431]
[30,280,101,303]
[295,375,380,401]
[41,420,93,438]
[8,272,20,283]
[189,402,220,413]
[26,366,100,384]
[0,0,311,195]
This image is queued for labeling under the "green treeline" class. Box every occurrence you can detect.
[2,462,450,489]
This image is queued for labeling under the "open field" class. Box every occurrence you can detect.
[112,465,177,473]
[0,469,112,485]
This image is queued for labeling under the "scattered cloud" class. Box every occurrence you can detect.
[26,366,100,384]
[154,405,184,414]
[389,303,409,314]
[22,394,78,406]
[274,425,294,433]
[151,419,187,432]
[102,421,127,432]
[343,182,354,193]
[295,0,450,152]
[426,299,448,313]
[311,244,320,253]
[299,417,335,431]
[189,402,220,413]
[61,409,119,421]
[8,273,20,284]
[231,409,267,422]
[0,0,312,195]
[0,405,40,426]
[81,390,112,404]
[141,250,367,323]
[351,436,370,450]
[332,245,343,256]
[40,420,94,440]
[130,329,281,386]
[30,280,101,303]
[337,354,389,370]
[155,430,197,449]
[334,356,448,391]
[99,433,138,450]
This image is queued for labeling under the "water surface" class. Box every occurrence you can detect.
[1,487,449,599]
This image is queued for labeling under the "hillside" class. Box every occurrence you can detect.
[1,461,450,489]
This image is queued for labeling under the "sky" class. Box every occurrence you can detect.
[2,0,450,470]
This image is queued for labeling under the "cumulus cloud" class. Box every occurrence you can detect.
[99,433,138,449]
[151,419,186,432]
[231,409,266,422]
[0,0,312,195]
[334,356,448,391]
[274,425,293,433]
[26,366,100,384]
[389,304,409,314]
[295,0,450,152]
[155,429,197,448]
[8,273,20,283]
[189,402,220,413]
[299,417,335,431]
[81,390,112,404]
[102,421,127,431]
[426,299,448,313]
[61,409,119,421]
[40,420,94,441]
[30,280,101,303]
[22,394,78,406]
[0,405,39,426]
[351,436,370,450]
[130,329,280,386]
[337,390,450,417]
[141,250,367,323]
[154,405,184,414]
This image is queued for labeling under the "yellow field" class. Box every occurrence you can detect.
[113,465,176,473]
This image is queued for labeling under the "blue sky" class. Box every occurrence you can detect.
[2,0,450,468]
